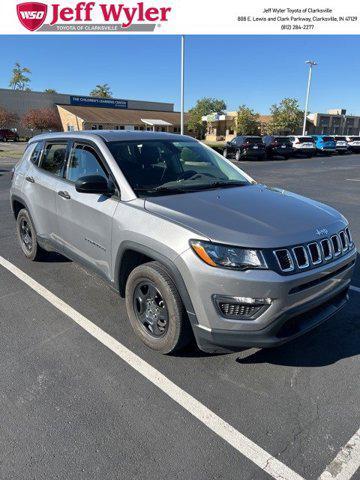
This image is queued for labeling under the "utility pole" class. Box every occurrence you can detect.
[302,60,317,136]
[180,35,185,135]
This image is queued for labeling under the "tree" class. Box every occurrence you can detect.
[44,88,57,94]
[90,84,112,98]
[22,108,62,132]
[267,98,303,134]
[188,97,227,139]
[235,105,260,135]
[9,62,31,90]
[0,108,18,129]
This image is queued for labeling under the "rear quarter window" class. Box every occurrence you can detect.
[29,142,44,165]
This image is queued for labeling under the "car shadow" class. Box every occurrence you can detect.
[41,251,72,263]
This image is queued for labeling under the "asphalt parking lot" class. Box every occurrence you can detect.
[0,145,359,480]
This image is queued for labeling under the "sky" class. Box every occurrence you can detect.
[0,35,360,114]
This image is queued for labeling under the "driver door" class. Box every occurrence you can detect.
[55,141,119,280]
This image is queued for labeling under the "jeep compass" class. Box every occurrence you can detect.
[10,131,356,354]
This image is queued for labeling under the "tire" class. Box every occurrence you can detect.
[223,148,228,158]
[125,261,191,354]
[235,149,241,161]
[16,209,45,261]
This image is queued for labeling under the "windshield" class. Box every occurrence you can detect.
[322,136,334,142]
[335,137,346,141]
[298,137,315,143]
[107,139,252,196]
[245,137,263,144]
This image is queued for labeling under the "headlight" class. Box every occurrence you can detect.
[190,240,267,270]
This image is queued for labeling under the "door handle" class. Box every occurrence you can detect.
[26,176,35,183]
[58,191,71,200]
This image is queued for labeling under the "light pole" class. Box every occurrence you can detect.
[302,60,317,136]
[180,35,185,135]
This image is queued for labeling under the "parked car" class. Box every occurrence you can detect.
[223,136,266,161]
[312,135,336,155]
[345,136,360,153]
[262,136,293,159]
[10,131,356,354]
[0,129,19,142]
[332,136,349,154]
[288,136,316,157]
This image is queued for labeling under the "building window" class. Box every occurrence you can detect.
[67,125,75,132]
[98,125,103,130]
[91,125,97,130]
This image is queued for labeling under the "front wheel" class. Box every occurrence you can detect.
[125,261,191,354]
[16,209,45,261]
[235,149,241,161]
[222,148,228,158]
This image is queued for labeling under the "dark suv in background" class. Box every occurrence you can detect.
[223,136,266,161]
[262,136,293,159]
[0,129,19,142]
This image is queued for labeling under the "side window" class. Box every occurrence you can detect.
[66,144,108,183]
[40,143,67,176]
[30,141,43,165]
[231,138,237,145]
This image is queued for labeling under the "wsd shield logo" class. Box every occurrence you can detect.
[17,2,48,31]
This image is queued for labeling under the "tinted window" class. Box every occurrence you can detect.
[298,137,315,143]
[335,137,346,141]
[107,139,251,197]
[30,142,43,165]
[66,144,107,183]
[245,137,263,144]
[322,136,334,142]
[40,143,67,176]
[274,137,290,143]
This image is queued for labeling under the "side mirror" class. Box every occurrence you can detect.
[75,175,113,195]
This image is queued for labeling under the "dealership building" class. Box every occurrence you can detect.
[0,88,189,137]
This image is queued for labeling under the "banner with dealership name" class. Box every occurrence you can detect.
[1,0,360,34]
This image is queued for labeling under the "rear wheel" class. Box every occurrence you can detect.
[16,209,45,261]
[125,261,191,354]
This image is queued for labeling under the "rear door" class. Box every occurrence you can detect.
[55,141,119,279]
[23,140,69,241]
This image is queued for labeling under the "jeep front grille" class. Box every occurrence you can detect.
[292,246,309,269]
[273,227,354,273]
[274,249,294,272]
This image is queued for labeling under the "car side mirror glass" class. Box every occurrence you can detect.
[75,175,112,195]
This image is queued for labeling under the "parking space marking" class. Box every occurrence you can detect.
[345,179,360,182]
[319,429,360,480]
[0,255,304,480]
[350,286,360,294]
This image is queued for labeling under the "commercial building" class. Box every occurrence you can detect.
[0,88,188,137]
[202,107,360,140]
[202,111,271,142]
[306,109,360,135]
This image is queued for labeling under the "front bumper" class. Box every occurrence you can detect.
[176,247,356,353]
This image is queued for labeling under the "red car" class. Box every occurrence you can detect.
[0,129,19,142]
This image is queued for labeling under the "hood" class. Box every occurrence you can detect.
[144,184,346,248]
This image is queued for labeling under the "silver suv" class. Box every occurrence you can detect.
[10,131,356,354]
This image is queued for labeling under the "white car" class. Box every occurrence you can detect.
[345,136,360,153]
[288,136,316,157]
[332,136,349,154]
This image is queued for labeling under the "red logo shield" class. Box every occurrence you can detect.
[17,2,48,31]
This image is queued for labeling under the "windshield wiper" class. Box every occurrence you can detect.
[186,181,249,190]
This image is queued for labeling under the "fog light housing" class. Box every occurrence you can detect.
[213,295,271,320]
